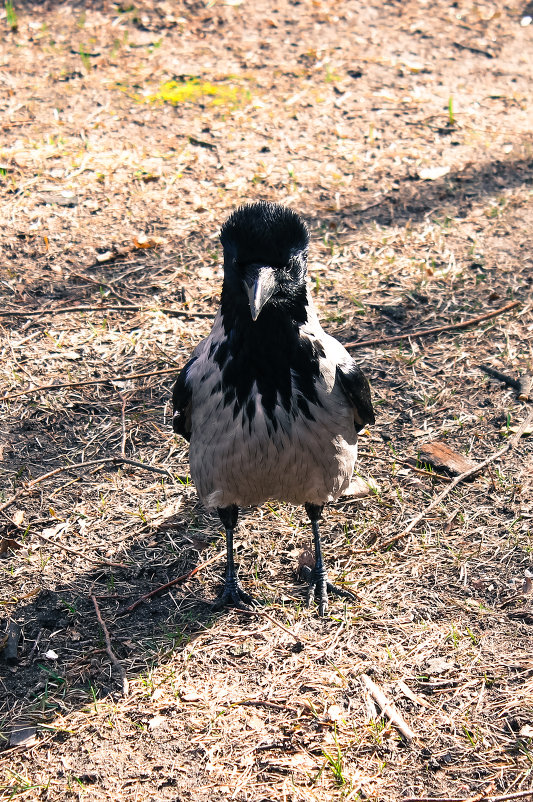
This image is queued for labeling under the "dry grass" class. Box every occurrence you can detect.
[1,1,532,800]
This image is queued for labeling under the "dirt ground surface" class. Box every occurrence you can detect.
[1,1,533,800]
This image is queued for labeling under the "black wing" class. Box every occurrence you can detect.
[172,357,196,442]
[336,363,375,428]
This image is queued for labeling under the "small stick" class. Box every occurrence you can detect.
[91,594,129,696]
[119,393,129,458]
[122,550,226,614]
[480,364,520,391]
[2,367,177,401]
[361,673,416,741]
[518,376,533,401]
[379,409,533,551]
[403,791,533,802]
[117,457,173,478]
[232,699,301,713]
[345,300,520,350]
[0,304,212,319]
[480,365,532,401]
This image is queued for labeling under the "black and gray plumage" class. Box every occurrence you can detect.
[173,201,375,615]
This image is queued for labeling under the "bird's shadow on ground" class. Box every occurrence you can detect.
[1,485,320,742]
[0,504,236,734]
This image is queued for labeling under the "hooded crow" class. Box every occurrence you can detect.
[173,201,375,615]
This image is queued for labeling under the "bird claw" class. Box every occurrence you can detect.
[300,565,356,616]
[212,578,257,612]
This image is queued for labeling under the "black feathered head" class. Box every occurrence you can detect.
[220,202,310,322]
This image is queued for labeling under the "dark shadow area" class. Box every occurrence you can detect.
[1,506,218,697]
[316,154,533,230]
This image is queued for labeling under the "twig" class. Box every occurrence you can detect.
[2,367,177,401]
[361,673,416,741]
[403,790,533,802]
[0,304,212,319]
[380,408,533,551]
[119,393,129,458]
[453,40,494,58]
[232,699,302,713]
[118,457,173,478]
[91,594,129,696]
[345,301,520,350]
[488,792,533,802]
[122,550,226,614]
[480,364,532,401]
[480,364,521,391]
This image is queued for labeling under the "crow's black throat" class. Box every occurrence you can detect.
[215,296,324,427]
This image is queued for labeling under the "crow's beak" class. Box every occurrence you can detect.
[243,265,277,321]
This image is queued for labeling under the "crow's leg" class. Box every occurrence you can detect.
[301,503,356,616]
[212,505,256,611]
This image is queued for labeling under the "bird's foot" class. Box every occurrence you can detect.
[212,576,257,612]
[300,565,356,617]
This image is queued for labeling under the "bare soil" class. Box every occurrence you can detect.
[1,1,532,800]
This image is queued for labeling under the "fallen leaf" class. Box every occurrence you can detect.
[0,537,22,555]
[418,441,477,476]
[281,752,316,770]
[519,724,533,738]
[44,649,59,660]
[327,704,344,722]
[10,725,37,749]
[245,713,265,731]
[12,510,24,527]
[503,422,533,437]
[133,234,167,249]
[425,657,454,675]
[228,638,255,657]
[95,250,117,263]
[38,190,78,207]
[148,715,166,730]
[403,60,424,73]
[42,522,69,539]
[180,687,201,702]
[417,166,450,181]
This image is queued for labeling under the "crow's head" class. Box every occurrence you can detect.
[220,201,309,321]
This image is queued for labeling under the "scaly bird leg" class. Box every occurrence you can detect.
[302,503,356,617]
[212,505,256,611]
